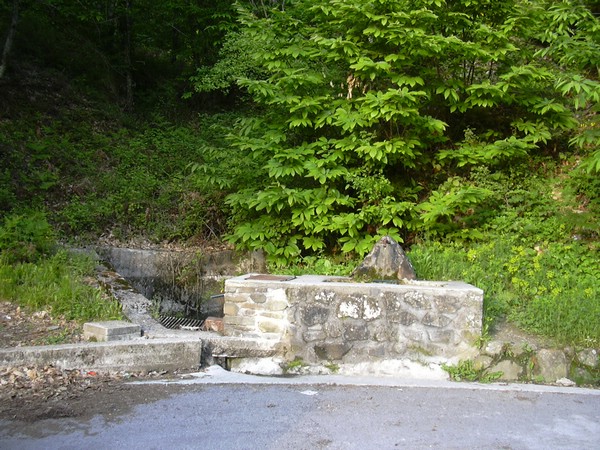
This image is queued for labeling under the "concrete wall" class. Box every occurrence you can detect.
[224,275,483,367]
[97,247,266,317]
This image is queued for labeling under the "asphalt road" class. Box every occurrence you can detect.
[1,367,599,450]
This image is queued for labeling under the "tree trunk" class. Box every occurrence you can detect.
[0,0,19,80]
[121,0,134,110]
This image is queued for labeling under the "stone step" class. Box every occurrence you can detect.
[83,321,142,342]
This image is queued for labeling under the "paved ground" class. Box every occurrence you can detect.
[1,367,599,450]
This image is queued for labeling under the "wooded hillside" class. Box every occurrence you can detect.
[1,0,598,346]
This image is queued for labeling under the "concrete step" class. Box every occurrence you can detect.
[83,321,142,342]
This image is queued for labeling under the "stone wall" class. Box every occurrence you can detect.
[223,274,483,367]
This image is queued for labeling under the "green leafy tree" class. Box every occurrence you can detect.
[201,0,597,263]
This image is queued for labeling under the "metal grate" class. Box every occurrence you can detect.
[159,315,203,330]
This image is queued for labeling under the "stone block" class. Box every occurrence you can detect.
[388,310,418,325]
[302,305,330,326]
[225,293,251,304]
[83,321,141,342]
[402,291,429,310]
[577,349,599,368]
[351,235,416,280]
[422,312,452,328]
[473,355,493,370]
[314,343,351,361]
[484,340,506,356]
[337,300,362,319]
[427,329,454,344]
[313,290,336,304]
[383,294,404,312]
[490,360,522,381]
[260,311,285,320]
[323,322,343,338]
[392,341,408,355]
[343,322,369,341]
[250,293,267,304]
[223,315,256,328]
[536,349,568,382]
[232,286,265,295]
[363,298,382,320]
[223,302,239,316]
[264,299,289,312]
[433,296,459,314]
[367,345,386,358]
[229,357,284,376]
[371,324,388,342]
[303,329,327,342]
[201,317,224,333]
[258,318,285,334]
[402,327,427,343]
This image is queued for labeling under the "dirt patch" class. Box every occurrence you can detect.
[0,365,194,422]
[0,300,196,422]
[0,301,85,347]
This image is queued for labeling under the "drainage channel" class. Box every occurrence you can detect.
[158,315,204,330]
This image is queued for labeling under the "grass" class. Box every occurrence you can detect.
[409,236,600,348]
[0,250,123,322]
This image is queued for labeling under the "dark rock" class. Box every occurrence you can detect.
[314,343,352,360]
[343,322,370,341]
[387,310,418,325]
[302,306,330,326]
[352,236,416,281]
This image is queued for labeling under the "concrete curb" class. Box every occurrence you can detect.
[0,333,283,373]
[0,338,203,372]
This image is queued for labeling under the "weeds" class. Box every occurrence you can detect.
[410,238,600,347]
[0,248,123,322]
[442,360,503,383]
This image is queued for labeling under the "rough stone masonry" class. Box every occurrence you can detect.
[223,274,483,368]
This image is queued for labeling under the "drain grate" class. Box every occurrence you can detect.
[159,315,203,330]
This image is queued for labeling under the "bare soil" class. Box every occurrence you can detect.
[0,300,191,422]
[0,301,85,348]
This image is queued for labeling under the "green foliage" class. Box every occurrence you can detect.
[203,0,598,262]
[282,357,308,374]
[410,158,600,346]
[271,254,356,276]
[442,359,503,383]
[410,238,600,347]
[0,212,55,264]
[0,250,123,322]
[417,177,491,237]
[7,0,240,107]
[2,0,599,347]
[0,113,232,244]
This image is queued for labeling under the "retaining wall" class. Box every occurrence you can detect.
[224,274,484,366]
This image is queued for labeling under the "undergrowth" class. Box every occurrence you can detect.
[0,214,123,322]
[409,161,600,347]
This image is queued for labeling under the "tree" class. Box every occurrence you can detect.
[0,0,19,79]
[198,0,598,263]
[1,0,239,108]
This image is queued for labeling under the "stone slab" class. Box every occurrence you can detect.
[83,321,142,342]
[0,338,203,372]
